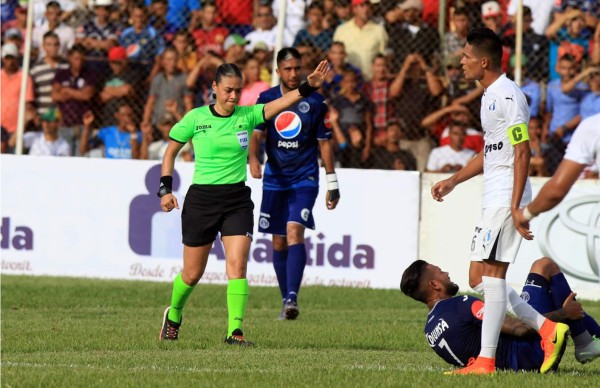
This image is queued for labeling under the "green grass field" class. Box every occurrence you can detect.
[2,275,600,387]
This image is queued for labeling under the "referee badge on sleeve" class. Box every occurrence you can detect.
[236,131,249,150]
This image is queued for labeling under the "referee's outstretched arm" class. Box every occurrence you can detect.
[262,60,329,120]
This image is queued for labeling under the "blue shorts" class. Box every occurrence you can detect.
[258,187,319,235]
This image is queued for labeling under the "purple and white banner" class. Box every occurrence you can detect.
[1,155,420,289]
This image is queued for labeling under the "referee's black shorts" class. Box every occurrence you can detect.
[181,182,254,247]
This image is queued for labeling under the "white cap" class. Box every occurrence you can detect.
[481,1,501,18]
[94,0,113,7]
[2,43,19,58]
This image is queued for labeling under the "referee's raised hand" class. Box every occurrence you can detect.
[306,60,330,88]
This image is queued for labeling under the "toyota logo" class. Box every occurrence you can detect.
[537,195,600,283]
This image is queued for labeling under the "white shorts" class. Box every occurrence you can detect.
[469,207,523,264]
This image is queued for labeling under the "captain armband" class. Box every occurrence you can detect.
[507,123,530,145]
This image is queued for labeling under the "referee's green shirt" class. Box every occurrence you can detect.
[169,104,266,185]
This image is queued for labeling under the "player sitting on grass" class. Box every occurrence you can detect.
[401,257,600,373]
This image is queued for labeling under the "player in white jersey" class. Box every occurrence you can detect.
[516,113,600,230]
[430,28,568,375]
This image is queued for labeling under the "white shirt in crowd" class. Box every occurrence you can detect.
[507,0,554,36]
[426,145,475,172]
[272,0,309,47]
[23,132,71,157]
[480,73,532,209]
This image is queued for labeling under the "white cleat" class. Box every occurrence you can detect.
[576,336,600,364]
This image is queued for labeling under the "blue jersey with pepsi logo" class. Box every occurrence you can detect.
[425,296,542,371]
[256,86,331,190]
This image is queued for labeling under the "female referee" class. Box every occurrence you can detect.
[158,60,330,345]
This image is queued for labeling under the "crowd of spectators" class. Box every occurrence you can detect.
[1,0,599,178]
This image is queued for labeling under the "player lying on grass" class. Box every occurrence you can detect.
[401,257,600,373]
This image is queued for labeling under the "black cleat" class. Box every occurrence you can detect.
[225,329,254,346]
[159,307,181,340]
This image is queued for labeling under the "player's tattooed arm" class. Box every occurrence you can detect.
[543,292,584,322]
[501,316,537,339]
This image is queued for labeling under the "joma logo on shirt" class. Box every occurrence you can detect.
[195,125,212,132]
[427,318,450,347]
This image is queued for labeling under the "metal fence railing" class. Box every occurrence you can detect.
[2,0,598,178]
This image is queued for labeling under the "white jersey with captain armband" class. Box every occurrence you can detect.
[564,113,600,172]
[480,74,532,209]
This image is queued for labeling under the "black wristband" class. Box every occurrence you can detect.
[157,176,173,197]
[298,82,319,97]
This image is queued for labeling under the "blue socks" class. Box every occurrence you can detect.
[286,243,307,303]
[273,250,288,300]
[550,272,586,337]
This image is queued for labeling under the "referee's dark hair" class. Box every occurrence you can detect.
[277,47,302,65]
[466,27,503,70]
[215,63,243,84]
[400,259,430,303]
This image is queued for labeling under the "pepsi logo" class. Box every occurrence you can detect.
[275,111,302,139]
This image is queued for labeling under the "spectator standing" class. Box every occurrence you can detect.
[392,53,443,171]
[362,54,396,146]
[143,48,193,126]
[144,0,200,32]
[32,1,76,60]
[80,105,145,159]
[293,2,334,53]
[147,0,178,42]
[76,0,118,74]
[544,54,588,173]
[545,8,594,80]
[502,6,549,82]
[222,34,250,68]
[385,0,439,74]
[1,43,35,136]
[444,7,470,58]
[98,46,139,126]
[243,3,277,53]
[330,68,374,165]
[239,57,269,106]
[507,0,555,36]
[272,0,309,48]
[51,44,97,155]
[2,5,27,39]
[426,123,475,173]
[17,108,71,157]
[191,0,229,58]
[171,29,198,73]
[333,0,388,80]
[31,32,69,118]
[369,120,417,171]
[119,4,165,81]
[322,41,363,100]
[528,116,547,177]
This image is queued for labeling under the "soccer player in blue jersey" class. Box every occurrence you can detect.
[249,47,340,320]
[401,258,600,372]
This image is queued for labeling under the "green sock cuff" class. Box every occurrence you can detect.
[168,273,195,323]
[174,273,195,292]
[227,278,249,295]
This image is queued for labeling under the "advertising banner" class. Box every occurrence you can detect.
[420,173,600,300]
[1,155,420,289]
